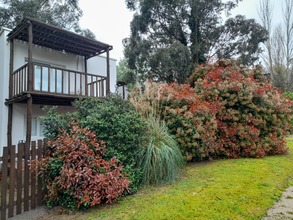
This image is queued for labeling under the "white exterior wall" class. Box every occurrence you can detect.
[87,56,117,93]
[0,28,117,152]
[0,28,10,153]
[12,104,75,144]
[13,40,84,71]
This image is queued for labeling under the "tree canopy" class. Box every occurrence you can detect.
[0,0,95,39]
[258,0,293,92]
[124,0,268,84]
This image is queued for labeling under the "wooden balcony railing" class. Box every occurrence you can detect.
[12,63,107,98]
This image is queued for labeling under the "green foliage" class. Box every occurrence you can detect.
[141,116,184,185]
[117,58,137,86]
[148,41,192,83]
[41,95,147,194]
[39,106,73,140]
[0,0,95,38]
[284,91,293,100]
[124,0,267,83]
[74,95,147,194]
[35,123,129,210]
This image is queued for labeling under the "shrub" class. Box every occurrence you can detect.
[72,95,146,194]
[36,123,129,210]
[39,106,73,139]
[40,96,146,194]
[142,116,184,185]
[284,92,293,126]
[159,83,220,161]
[130,82,219,162]
[190,60,293,158]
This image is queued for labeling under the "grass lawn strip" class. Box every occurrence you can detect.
[87,138,293,220]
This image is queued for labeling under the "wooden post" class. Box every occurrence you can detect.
[16,143,24,214]
[106,49,110,96]
[7,105,13,147]
[27,21,33,92]
[9,39,14,99]
[1,147,8,220]
[25,95,32,148]
[7,39,14,146]
[8,145,16,218]
[85,57,88,96]
[26,22,33,147]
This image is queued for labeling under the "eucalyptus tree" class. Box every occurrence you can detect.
[124,0,268,84]
[0,0,95,38]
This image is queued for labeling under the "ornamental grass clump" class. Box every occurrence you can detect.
[35,123,129,210]
[142,116,184,185]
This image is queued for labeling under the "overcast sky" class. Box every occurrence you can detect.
[79,0,282,62]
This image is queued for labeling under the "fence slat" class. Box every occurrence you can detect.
[16,143,24,214]
[31,141,37,209]
[1,140,46,219]
[8,145,16,217]
[23,143,30,211]
[1,147,9,220]
[37,140,43,206]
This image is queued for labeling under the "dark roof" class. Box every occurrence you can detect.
[7,17,113,58]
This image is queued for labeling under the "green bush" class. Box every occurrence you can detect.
[39,106,73,139]
[41,95,147,194]
[35,123,129,210]
[142,116,184,185]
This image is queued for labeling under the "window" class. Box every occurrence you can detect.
[25,58,66,93]
[24,116,44,137]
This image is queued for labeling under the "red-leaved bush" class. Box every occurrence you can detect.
[130,60,293,161]
[130,82,220,161]
[159,83,220,161]
[36,122,129,210]
[190,60,293,158]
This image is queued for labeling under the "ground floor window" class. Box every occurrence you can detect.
[24,116,44,137]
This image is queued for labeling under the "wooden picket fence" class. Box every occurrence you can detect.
[0,140,48,220]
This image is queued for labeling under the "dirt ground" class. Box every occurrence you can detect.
[9,186,293,220]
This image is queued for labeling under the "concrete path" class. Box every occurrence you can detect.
[262,186,293,220]
[9,207,47,220]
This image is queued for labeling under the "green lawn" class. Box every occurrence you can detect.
[86,138,293,220]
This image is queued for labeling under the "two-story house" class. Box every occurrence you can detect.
[0,17,117,153]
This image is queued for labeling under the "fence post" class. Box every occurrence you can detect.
[8,145,16,217]
[31,141,37,209]
[1,147,9,220]
[16,143,24,214]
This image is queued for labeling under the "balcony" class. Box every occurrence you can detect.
[7,63,108,105]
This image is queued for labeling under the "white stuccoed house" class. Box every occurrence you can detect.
[0,17,117,154]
